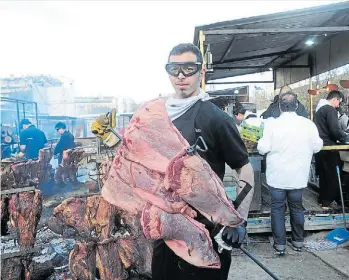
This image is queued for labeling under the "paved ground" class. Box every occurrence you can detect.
[228,234,349,280]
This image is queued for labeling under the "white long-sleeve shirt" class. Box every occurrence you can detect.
[257,112,323,189]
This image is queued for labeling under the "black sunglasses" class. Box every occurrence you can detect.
[165,62,202,77]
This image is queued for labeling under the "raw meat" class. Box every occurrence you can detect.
[102,154,146,216]
[165,150,244,226]
[69,242,96,280]
[121,99,188,173]
[141,203,220,268]
[103,146,196,218]
[9,190,43,248]
[102,98,244,268]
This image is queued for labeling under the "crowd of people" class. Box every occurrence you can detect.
[254,88,348,256]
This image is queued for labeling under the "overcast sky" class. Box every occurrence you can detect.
[0,1,344,101]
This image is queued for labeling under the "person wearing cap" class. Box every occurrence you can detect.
[54,122,75,164]
[19,119,47,159]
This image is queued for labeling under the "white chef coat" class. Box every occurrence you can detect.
[257,112,323,189]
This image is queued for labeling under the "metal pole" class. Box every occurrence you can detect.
[35,102,39,127]
[310,77,313,120]
[199,30,206,91]
[240,247,281,280]
[16,101,20,136]
[22,103,26,119]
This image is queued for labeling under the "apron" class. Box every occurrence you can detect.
[151,100,231,280]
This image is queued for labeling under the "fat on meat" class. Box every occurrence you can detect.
[102,99,245,268]
[165,149,244,226]
[141,203,220,268]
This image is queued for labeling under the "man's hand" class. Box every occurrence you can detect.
[221,225,246,248]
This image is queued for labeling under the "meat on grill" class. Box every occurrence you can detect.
[1,195,10,235]
[102,99,244,268]
[1,148,52,191]
[98,157,112,186]
[117,234,153,276]
[54,149,85,184]
[1,161,16,190]
[9,190,43,248]
[50,196,153,279]
[51,197,90,238]
[85,195,120,240]
[96,242,127,280]
[69,242,96,280]
[1,257,23,280]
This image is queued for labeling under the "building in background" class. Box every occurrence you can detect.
[0,75,76,118]
[74,96,119,116]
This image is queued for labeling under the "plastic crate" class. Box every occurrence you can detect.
[240,122,264,142]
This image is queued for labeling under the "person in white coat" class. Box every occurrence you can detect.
[257,91,323,255]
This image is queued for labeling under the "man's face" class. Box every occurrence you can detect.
[236,113,245,121]
[167,52,205,99]
[332,98,342,108]
[23,124,29,130]
[57,128,65,135]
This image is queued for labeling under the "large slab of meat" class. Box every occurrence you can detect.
[102,99,244,269]
[47,195,153,280]
[1,148,53,191]
[9,190,43,248]
[54,148,85,184]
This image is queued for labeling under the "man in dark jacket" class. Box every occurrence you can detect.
[314,90,348,208]
[152,43,255,280]
[19,119,47,159]
[261,86,309,119]
[54,122,75,164]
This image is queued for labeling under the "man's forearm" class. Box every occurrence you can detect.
[235,162,254,221]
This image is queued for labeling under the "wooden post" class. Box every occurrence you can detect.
[199,30,206,91]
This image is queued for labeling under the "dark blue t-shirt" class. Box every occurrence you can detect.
[20,125,47,159]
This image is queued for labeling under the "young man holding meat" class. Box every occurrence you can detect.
[151,43,255,280]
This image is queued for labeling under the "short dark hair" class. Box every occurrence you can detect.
[168,43,203,63]
[327,90,344,101]
[20,119,31,127]
[233,103,246,116]
[279,92,298,112]
[55,122,66,130]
